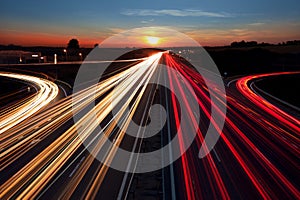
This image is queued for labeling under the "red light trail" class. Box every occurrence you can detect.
[0,53,299,199]
[164,54,299,199]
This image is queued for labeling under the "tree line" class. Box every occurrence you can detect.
[231,40,300,48]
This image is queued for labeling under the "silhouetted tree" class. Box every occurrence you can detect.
[231,40,246,47]
[67,38,80,49]
[230,41,239,47]
[231,40,261,47]
[247,41,258,46]
[286,40,300,45]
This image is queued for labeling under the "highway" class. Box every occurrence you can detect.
[159,55,299,199]
[0,72,58,134]
[0,53,164,199]
[0,52,299,199]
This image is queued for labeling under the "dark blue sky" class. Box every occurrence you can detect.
[1,0,299,46]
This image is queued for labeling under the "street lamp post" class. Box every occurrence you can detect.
[79,52,82,61]
[63,49,68,61]
[54,54,57,64]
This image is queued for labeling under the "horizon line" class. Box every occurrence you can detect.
[1,39,299,49]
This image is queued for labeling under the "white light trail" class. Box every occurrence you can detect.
[0,72,59,134]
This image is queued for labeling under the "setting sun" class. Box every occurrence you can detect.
[145,36,160,45]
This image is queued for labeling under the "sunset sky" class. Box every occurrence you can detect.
[0,0,299,47]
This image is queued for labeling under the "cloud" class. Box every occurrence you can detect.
[109,28,126,33]
[121,9,233,18]
[248,22,265,26]
[141,19,154,24]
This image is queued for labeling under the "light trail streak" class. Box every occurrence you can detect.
[0,72,58,134]
[0,52,299,199]
[236,72,300,133]
[165,55,229,200]
[0,52,164,199]
[164,54,300,199]
[166,58,196,200]
[0,65,143,169]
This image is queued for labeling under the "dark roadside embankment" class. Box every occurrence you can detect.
[0,76,36,108]
[253,73,300,118]
[255,73,300,108]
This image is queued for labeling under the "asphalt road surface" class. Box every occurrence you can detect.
[0,53,299,199]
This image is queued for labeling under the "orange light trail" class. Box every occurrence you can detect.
[0,72,58,134]
[0,54,299,199]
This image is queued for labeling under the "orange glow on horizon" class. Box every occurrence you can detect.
[0,30,99,47]
[0,27,298,47]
